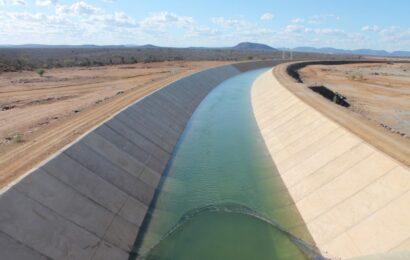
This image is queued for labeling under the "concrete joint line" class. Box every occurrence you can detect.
[11,187,113,249]
[41,166,136,224]
[280,130,349,176]
[91,195,130,260]
[308,165,401,233]
[289,142,367,192]
[82,140,147,184]
[256,95,299,122]
[0,230,53,260]
[388,233,410,252]
[263,106,316,138]
[116,115,172,156]
[116,116,173,153]
[260,98,307,125]
[63,151,148,206]
[323,180,408,246]
[274,118,337,156]
[105,123,167,167]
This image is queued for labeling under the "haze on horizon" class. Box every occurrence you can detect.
[0,0,409,52]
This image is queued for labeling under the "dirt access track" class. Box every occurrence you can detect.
[0,61,228,190]
[282,61,410,167]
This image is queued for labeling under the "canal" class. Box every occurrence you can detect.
[136,68,318,260]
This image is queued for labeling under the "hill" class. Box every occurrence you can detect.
[233,42,277,51]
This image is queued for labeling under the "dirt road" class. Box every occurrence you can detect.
[0,61,227,190]
[299,63,410,138]
[277,62,410,167]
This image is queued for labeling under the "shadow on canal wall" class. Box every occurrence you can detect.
[0,60,287,260]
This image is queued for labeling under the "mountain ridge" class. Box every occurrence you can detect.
[1,43,409,57]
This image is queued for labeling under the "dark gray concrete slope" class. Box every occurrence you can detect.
[0,60,285,260]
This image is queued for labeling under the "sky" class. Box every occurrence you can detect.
[0,0,409,51]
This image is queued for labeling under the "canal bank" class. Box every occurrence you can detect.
[252,67,410,259]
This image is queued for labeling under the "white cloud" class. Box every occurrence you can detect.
[6,11,57,23]
[284,24,304,33]
[307,14,340,24]
[0,1,408,51]
[211,17,253,30]
[314,28,346,36]
[283,24,347,37]
[304,27,313,33]
[291,18,304,23]
[0,10,74,40]
[36,0,58,6]
[260,13,274,21]
[186,26,217,37]
[57,1,102,16]
[362,25,380,32]
[140,11,195,30]
[88,12,137,28]
[0,0,26,5]
[0,7,207,45]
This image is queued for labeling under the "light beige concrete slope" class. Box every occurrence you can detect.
[252,70,410,259]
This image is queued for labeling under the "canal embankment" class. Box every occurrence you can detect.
[252,66,410,259]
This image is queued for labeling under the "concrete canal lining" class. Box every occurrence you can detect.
[0,60,286,260]
[252,68,410,259]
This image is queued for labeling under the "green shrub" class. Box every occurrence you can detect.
[14,133,24,143]
[36,68,45,77]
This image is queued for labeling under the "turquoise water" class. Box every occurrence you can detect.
[136,68,317,259]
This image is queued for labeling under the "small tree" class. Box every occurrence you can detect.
[36,68,45,77]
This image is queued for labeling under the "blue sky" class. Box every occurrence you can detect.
[1,0,409,50]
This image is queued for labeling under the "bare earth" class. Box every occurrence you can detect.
[0,61,227,190]
[300,63,410,139]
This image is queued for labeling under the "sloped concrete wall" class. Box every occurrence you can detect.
[252,70,410,259]
[0,60,283,260]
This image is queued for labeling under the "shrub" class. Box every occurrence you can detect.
[36,69,45,77]
[14,133,24,143]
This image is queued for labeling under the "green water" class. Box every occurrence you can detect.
[137,68,317,259]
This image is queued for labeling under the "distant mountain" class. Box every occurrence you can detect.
[392,51,410,57]
[1,43,408,57]
[285,46,410,57]
[137,44,160,48]
[0,44,161,49]
[0,44,124,49]
[351,49,390,56]
[233,42,278,51]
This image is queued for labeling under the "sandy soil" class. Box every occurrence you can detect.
[0,61,227,190]
[299,63,410,139]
